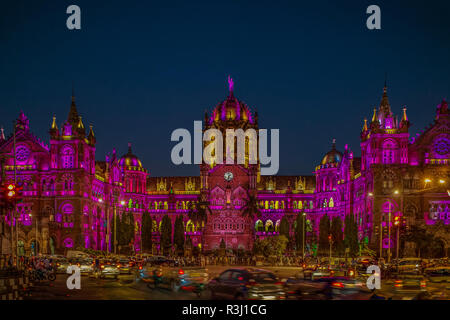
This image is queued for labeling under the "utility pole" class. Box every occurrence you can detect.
[328,234,332,268]
[12,121,17,261]
[388,201,391,264]
[302,212,306,261]
[379,221,382,260]
[113,202,117,254]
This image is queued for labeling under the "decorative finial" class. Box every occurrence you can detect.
[332,138,336,149]
[384,72,387,90]
[71,81,75,102]
[128,142,132,154]
[227,75,234,92]
[402,106,408,122]
[0,127,5,140]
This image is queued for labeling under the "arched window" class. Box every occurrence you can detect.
[186,220,195,232]
[275,220,281,232]
[265,220,274,232]
[382,139,397,164]
[62,145,75,169]
[61,203,74,227]
[329,197,334,208]
[255,220,264,232]
[293,201,297,209]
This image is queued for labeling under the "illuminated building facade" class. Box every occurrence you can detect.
[0,83,448,256]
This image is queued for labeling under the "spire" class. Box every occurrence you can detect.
[88,124,95,137]
[371,107,377,122]
[87,124,96,145]
[51,115,58,129]
[380,81,391,115]
[332,138,336,149]
[49,114,59,137]
[0,127,5,141]
[67,87,79,125]
[128,142,132,154]
[362,118,368,131]
[77,116,85,129]
[402,107,408,122]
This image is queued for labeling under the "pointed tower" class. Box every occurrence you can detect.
[360,83,410,171]
[49,115,59,138]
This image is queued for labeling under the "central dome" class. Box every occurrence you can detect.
[208,76,255,124]
[321,141,342,165]
[120,143,142,168]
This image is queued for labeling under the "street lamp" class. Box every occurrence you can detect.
[328,234,333,267]
[302,212,306,261]
[439,179,445,184]
[394,216,400,260]
[388,190,400,264]
[29,213,38,256]
[368,192,382,259]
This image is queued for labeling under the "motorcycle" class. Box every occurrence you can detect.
[29,268,56,282]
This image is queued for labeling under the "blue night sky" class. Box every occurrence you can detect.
[1,0,449,177]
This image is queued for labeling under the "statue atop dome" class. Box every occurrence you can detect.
[228,75,234,93]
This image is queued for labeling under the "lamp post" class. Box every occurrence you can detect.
[302,212,306,261]
[388,190,400,264]
[29,213,38,256]
[328,234,332,267]
[99,198,107,253]
[394,216,400,260]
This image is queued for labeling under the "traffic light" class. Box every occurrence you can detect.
[394,216,400,226]
[6,184,16,198]
[2,183,22,205]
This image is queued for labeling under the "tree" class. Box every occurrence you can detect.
[188,198,211,252]
[160,215,172,256]
[294,213,305,254]
[344,214,359,257]
[318,214,331,254]
[279,216,290,239]
[405,224,447,258]
[241,191,261,221]
[331,216,344,256]
[141,212,153,253]
[251,236,288,258]
[173,215,185,256]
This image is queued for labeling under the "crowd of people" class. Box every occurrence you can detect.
[0,254,55,280]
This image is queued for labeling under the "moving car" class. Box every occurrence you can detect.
[392,272,427,293]
[55,259,70,274]
[424,267,450,283]
[91,261,120,279]
[208,268,285,300]
[395,258,422,273]
[284,276,371,300]
[76,259,94,275]
[139,266,209,297]
[117,259,132,274]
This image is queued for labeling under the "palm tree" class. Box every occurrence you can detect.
[241,191,262,241]
[187,198,211,253]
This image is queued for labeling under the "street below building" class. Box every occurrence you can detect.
[22,265,450,300]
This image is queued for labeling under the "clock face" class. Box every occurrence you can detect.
[434,138,449,156]
[224,171,234,182]
[16,145,30,162]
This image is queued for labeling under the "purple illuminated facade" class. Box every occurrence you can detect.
[0,83,448,256]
